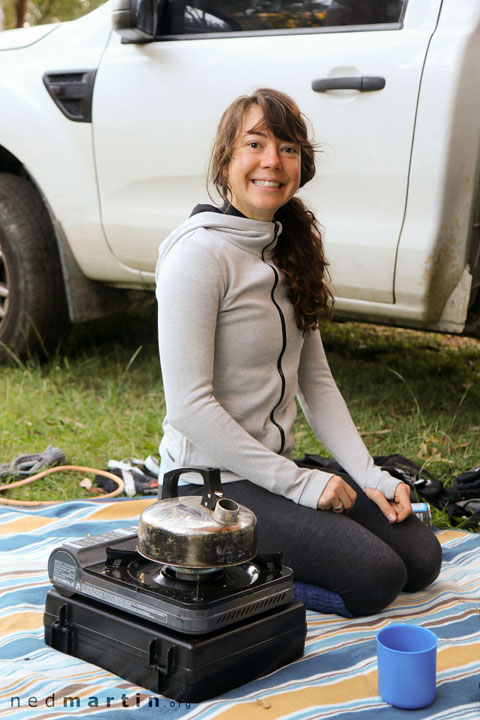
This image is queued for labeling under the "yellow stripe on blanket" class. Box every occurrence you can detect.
[437,640,480,672]
[0,515,53,534]
[0,610,41,637]
[88,499,153,521]
[209,671,379,719]
[437,530,473,544]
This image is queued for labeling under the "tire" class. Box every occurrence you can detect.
[465,289,480,338]
[0,173,69,362]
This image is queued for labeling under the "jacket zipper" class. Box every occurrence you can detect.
[262,223,287,454]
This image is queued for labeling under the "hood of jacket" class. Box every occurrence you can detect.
[155,211,282,283]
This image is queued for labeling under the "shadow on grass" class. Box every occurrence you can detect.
[60,292,158,359]
[322,321,479,417]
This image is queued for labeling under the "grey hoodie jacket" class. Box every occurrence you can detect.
[155,211,400,509]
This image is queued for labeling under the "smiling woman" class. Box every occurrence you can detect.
[209,88,330,331]
[154,88,442,619]
[223,105,302,221]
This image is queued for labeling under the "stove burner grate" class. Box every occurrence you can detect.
[159,565,224,583]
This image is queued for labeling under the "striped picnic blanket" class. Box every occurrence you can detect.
[1,498,479,720]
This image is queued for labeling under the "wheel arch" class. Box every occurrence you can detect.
[0,146,24,177]
[0,146,127,324]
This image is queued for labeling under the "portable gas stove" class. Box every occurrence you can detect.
[44,526,306,702]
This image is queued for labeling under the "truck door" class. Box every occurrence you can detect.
[93,0,442,303]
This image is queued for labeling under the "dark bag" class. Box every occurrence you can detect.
[299,453,480,531]
[445,466,480,531]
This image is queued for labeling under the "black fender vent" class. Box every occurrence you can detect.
[43,70,97,123]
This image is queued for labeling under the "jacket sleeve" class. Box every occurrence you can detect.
[297,329,400,499]
[156,235,333,509]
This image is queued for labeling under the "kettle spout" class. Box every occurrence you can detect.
[213,497,239,525]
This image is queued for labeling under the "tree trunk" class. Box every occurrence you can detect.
[16,0,28,28]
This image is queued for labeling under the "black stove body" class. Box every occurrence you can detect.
[44,527,306,702]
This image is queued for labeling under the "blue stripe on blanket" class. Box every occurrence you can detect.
[1,500,479,720]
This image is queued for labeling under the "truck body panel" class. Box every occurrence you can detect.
[1,0,479,347]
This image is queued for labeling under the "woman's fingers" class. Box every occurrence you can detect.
[318,477,412,523]
[365,487,397,522]
[364,484,412,523]
[334,483,356,512]
[392,482,412,522]
[317,475,357,513]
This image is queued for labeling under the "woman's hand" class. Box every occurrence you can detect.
[364,482,412,524]
[317,475,357,513]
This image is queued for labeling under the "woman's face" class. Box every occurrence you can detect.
[225,105,302,222]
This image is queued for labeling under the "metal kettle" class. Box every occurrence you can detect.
[137,467,257,568]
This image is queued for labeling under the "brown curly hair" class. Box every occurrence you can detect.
[209,88,333,331]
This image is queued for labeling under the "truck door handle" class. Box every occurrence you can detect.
[312,76,386,92]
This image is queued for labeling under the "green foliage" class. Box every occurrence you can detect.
[1,0,15,28]
[1,0,105,29]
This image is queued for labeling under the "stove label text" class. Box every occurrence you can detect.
[52,559,76,588]
[81,583,168,623]
[64,526,138,549]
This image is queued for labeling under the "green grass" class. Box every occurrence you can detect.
[0,295,164,502]
[1,297,479,530]
[295,321,479,529]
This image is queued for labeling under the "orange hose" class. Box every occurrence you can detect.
[0,465,125,506]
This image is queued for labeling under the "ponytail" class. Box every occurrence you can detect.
[275,198,333,332]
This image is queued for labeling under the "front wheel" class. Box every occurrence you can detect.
[0,173,69,363]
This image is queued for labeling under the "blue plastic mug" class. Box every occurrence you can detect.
[377,624,438,709]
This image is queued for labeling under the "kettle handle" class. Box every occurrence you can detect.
[162,466,223,510]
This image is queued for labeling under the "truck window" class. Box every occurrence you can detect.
[161,0,408,37]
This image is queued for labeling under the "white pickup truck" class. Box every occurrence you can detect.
[0,0,479,361]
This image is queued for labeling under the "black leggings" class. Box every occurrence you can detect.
[176,475,442,617]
